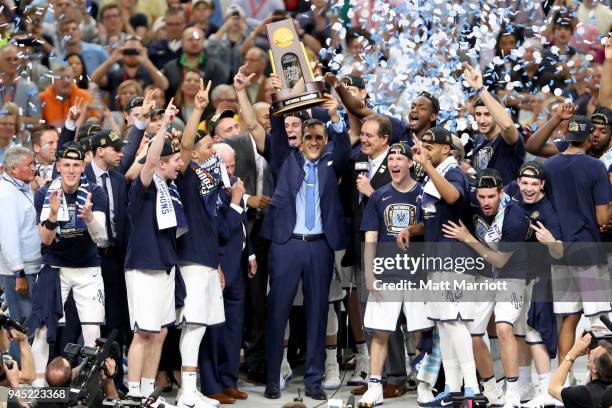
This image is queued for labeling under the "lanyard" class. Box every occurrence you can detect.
[248,0,268,18]
[1,176,34,208]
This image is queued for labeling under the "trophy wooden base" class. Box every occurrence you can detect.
[271,81,327,116]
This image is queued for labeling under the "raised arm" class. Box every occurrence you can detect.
[600,35,612,109]
[324,72,375,118]
[140,99,179,187]
[463,62,518,145]
[179,80,211,174]
[137,45,169,90]
[91,46,122,89]
[412,136,461,204]
[119,89,155,174]
[234,64,267,152]
[525,103,575,157]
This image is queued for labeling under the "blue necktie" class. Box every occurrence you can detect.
[305,162,316,231]
[100,173,114,244]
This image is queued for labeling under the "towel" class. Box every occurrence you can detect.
[40,174,90,234]
[421,156,459,214]
[153,173,188,238]
[190,154,230,217]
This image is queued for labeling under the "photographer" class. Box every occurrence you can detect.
[0,327,35,387]
[549,333,612,408]
[45,356,118,400]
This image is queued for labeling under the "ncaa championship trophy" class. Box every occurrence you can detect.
[266,19,327,115]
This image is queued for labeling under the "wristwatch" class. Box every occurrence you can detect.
[564,353,575,363]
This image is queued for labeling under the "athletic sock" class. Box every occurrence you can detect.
[518,365,531,385]
[182,371,197,394]
[356,341,369,357]
[128,381,141,397]
[140,378,155,398]
[538,372,551,394]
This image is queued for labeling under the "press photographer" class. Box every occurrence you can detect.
[549,332,612,408]
[44,331,120,407]
[0,318,35,388]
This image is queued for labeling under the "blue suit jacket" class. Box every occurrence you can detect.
[217,180,252,286]
[259,113,351,251]
[58,124,146,250]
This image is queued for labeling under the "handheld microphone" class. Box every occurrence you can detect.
[355,161,369,177]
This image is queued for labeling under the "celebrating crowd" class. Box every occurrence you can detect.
[0,0,611,408]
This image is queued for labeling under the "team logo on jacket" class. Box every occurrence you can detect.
[474,146,493,171]
[384,203,416,234]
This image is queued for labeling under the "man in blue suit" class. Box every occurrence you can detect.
[56,93,151,390]
[240,70,351,400]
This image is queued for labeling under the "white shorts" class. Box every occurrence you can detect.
[513,280,534,337]
[468,277,526,336]
[426,272,476,322]
[126,268,175,332]
[335,249,357,289]
[177,264,225,327]
[552,264,612,317]
[58,267,105,325]
[364,296,433,333]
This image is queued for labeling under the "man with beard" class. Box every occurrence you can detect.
[462,63,524,186]
[505,162,562,408]
[526,104,612,166]
[542,115,610,378]
[443,169,531,408]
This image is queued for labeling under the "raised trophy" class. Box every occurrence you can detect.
[266,19,327,115]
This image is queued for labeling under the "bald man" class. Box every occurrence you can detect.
[162,26,228,101]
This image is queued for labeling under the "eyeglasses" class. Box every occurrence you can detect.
[53,75,72,81]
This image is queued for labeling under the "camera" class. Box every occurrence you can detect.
[0,314,28,335]
[64,330,120,407]
[122,48,139,56]
[584,328,612,350]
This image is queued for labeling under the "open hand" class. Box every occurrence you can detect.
[462,62,484,89]
[77,192,94,223]
[233,64,256,92]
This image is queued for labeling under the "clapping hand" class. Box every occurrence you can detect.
[77,192,94,224]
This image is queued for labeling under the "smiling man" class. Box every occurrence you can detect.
[358,142,431,407]
[250,90,351,400]
[462,63,524,185]
[28,142,108,387]
[443,168,530,408]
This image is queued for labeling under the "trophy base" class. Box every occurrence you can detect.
[271,81,327,116]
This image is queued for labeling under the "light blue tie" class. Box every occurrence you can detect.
[305,162,317,231]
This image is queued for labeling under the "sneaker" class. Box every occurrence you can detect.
[521,392,559,408]
[503,392,521,408]
[358,382,384,407]
[519,382,536,403]
[194,391,221,407]
[406,373,418,392]
[483,380,505,407]
[322,360,341,390]
[150,396,178,408]
[280,360,293,391]
[417,382,435,404]
[418,386,461,408]
[348,354,369,385]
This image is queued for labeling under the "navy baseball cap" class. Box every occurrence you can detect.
[90,129,128,150]
[475,169,503,189]
[518,161,544,179]
[418,91,440,114]
[77,123,102,140]
[421,126,453,147]
[138,138,180,164]
[388,142,413,159]
[57,142,86,160]
[566,115,593,142]
[208,109,236,136]
[591,106,612,127]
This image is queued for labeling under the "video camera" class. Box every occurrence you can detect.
[63,329,120,408]
[585,316,612,350]
[0,314,28,334]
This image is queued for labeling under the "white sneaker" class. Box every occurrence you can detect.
[503,392,521,408]
[483,381,505,407]
[358,382,384,407]
[417,382,435,404]
[150,395,178,408]
[348,354,369,385]
[176,391,218,408]
[322,360,341,390]
[521,392,559,408]
[519,382,536,403]
[280,360,293,391]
